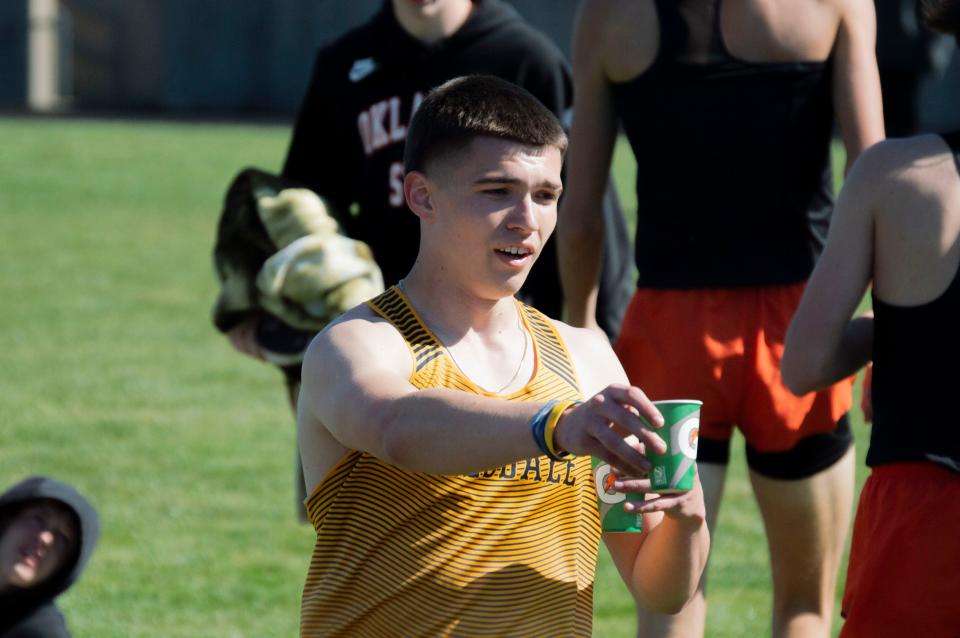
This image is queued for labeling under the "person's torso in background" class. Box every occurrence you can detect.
[611,0,837,289]
[869,130,960,472]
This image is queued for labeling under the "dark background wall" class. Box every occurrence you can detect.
[0,2,28,104]
[0,0,957,130]
[0,0,579,114]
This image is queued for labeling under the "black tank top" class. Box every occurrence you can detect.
[612,0,835,288]
[868,130,960,471]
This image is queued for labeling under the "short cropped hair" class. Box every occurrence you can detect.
[922,0,960,41]
[403,75,567,174]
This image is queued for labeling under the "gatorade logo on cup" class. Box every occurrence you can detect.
[653,465,667,486]
[594,463,625,505]
[675,416,699,460]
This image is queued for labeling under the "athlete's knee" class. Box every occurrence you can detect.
[771,605,832,638]
[771,581,834,631]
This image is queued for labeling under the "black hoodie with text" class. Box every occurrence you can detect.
[282,0,633,337]
[0,477,101,638]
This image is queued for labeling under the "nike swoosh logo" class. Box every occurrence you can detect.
[349,58,377,82]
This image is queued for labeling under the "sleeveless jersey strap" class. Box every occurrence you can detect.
[366,286,449,383]
[368,289,584,399]
[656,0,730,64]
[366,287,439,351]
[519,303,584,399]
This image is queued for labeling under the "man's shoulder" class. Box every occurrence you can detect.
[303,299,416,387]
[575,0,659,80]
[306,302,403,362]
[549,316,602,344]
[858,135,960,220]
[542,316,623,395]
[850,136,952,190]
[320,301,392,337]
[830,0,877,23]
[543,316,616,362]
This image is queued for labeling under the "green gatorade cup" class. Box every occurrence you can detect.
[593,456,643,533]
[647,400,701,493]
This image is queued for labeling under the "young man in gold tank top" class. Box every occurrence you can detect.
[296,75,709,637]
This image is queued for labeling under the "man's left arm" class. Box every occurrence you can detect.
[560,325,710,613]
[782,145,880,395]
[603,478,710,614]
[833,0,886,172]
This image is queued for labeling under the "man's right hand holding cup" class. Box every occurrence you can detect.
[553,384,667,477]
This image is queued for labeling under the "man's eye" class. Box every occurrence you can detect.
[536,192,558,202]
[483,188,508,196]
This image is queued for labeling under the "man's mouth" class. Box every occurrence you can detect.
[495,246,533,258]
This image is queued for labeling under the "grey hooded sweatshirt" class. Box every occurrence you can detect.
[0,477,100,638]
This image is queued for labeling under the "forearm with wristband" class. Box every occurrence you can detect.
[530,400,581,461]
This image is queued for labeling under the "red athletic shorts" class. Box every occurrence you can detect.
[840,463,960,637]
[614,284,853,453]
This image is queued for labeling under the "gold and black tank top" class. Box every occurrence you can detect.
[300,286,601,637]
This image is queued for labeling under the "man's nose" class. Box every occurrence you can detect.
[507,193,539,231]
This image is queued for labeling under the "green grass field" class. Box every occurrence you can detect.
[0,117,869,637]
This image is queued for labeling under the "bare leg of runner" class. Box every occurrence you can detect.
[750,446,855,638]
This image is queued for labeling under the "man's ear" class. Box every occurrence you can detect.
[404,171,436,221]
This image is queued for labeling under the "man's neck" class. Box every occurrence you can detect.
[391,0,475,45]
[399,268,518,342]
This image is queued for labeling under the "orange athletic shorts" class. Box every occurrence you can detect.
[614,283,853,454]
[840,463,960,637]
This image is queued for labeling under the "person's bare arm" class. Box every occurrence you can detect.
[557,0,620,331]
[782,146,881,395]
[226,316,265,361]
[832,0,885,173]
[298,307,667,477]
[556,323,710,613]
[603,474,710,613]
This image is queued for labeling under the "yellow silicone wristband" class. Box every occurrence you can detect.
[544,400,578,460]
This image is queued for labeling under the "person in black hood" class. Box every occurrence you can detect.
[0,477,100,638]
